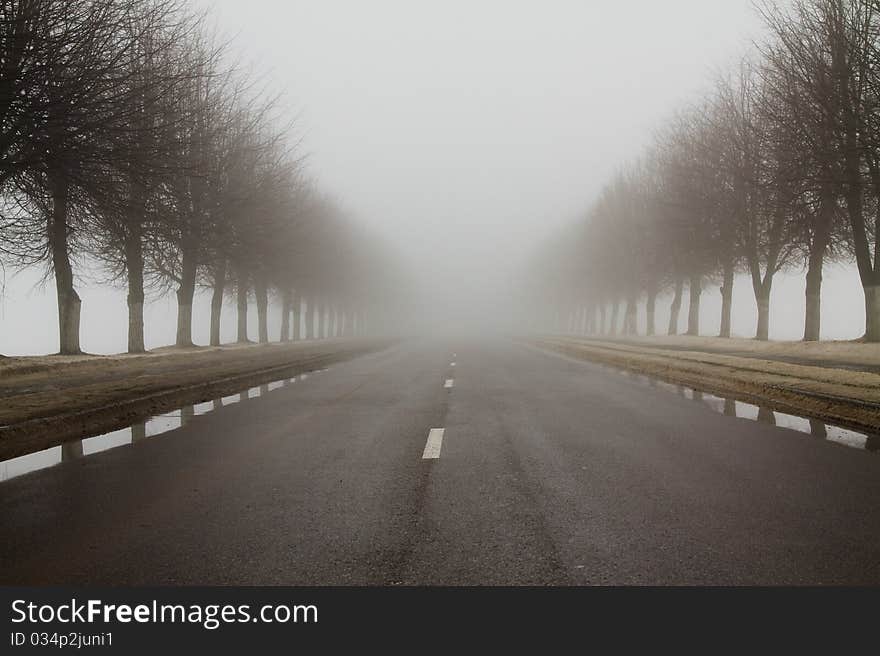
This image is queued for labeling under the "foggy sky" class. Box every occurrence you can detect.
[220,0,765,317]
[4,0,867,355]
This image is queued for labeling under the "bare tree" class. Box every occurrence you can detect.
[87,1,206,353]
[759,2,845,341]
[1,0,196,354]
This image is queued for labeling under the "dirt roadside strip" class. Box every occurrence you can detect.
[528,336,880,435]
[0,338,395,461]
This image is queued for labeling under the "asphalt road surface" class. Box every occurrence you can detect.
[2,338,879,585]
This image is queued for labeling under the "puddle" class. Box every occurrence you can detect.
[607,366,878,453]
[0,368,328,483]
[193,401,215,415]
[83,427,131,454]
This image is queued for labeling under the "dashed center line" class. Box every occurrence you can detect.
[422,428,445,459]
[444,378,454,389]
[450,362,456,367]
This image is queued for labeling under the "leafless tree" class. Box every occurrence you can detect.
[1,0,201,354]
[87,1,206,353]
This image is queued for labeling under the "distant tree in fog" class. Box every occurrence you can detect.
[529,0,880,343]
[0,0,402,356]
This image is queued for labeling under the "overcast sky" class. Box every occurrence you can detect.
[2,0,868,354]
[204,0,765,294]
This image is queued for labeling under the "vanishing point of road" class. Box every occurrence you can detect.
[2,339,879,585]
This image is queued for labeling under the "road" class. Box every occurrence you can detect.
[2,338,879,585]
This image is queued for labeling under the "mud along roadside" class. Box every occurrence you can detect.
[0,339,396,461]
[528,336,880,436]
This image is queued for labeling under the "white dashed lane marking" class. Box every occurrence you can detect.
[444,379,454,389]
[422,428,445,459]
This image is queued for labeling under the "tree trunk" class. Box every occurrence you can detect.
[840,56,880,341]
[280,288,291,342]
[667,278,683,336]
[292,291,301,341]
[804,185,834,342]
[124,221,145,354]
[599,303,607,336]
[175,242,197,347]
[210,260,226,347]
[686,275,701,336]
[236,266,249,343]
[344,307,354,337]
[317,300,326,339]
[329,304,337,338]
[609,299,620,336]
[719,263,734,339]
[864,285,880,342]
[803,257,823,342]
[623,292,637,335]
[175,279,194,347]
[646,288,657,337]
[48,169,81,355]
[254,272,269,344]
[755,288,771,341]
[857,146,880,341]
[305,297,315,339]
[845,187,880,341]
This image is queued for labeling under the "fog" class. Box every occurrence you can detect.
[1,0,869,355]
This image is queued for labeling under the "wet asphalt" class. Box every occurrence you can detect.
[2,338,879,585]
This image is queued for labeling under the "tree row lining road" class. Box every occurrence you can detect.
[1,339,879,585]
